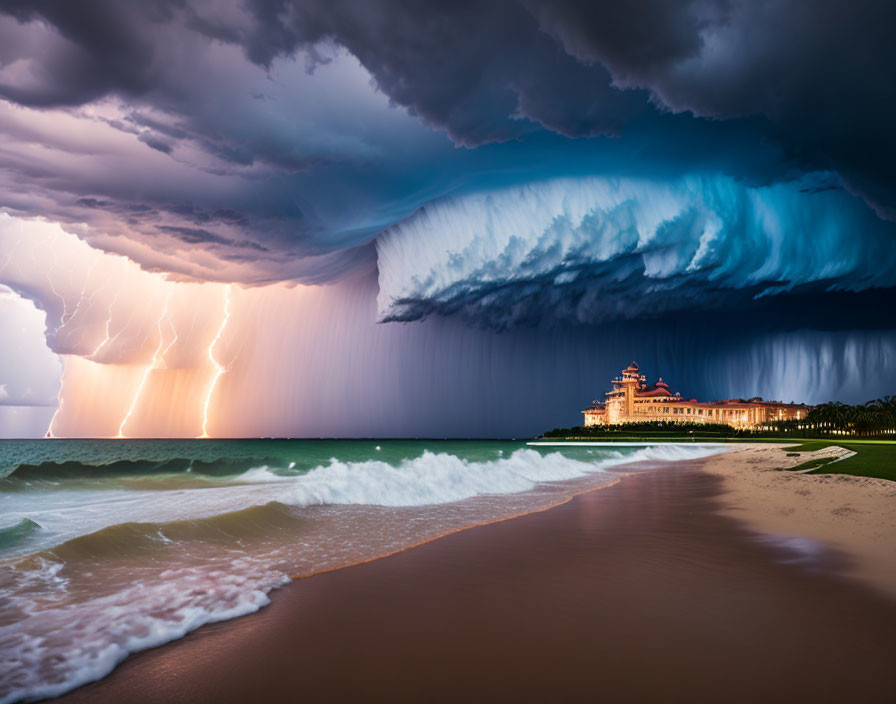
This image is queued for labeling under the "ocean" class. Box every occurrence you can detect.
[0,439,723,702]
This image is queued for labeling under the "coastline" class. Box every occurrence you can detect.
[55,455,896,704]
[5,444,721,703]
[703,443,896,599]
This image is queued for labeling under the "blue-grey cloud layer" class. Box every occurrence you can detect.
[1,0,895,330]
[376,174,896,328]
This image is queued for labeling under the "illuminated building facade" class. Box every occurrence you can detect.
[583,362,810,429]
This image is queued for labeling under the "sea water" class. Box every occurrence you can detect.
[0,439,724,702]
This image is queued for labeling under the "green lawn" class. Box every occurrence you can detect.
[781,440,896,482]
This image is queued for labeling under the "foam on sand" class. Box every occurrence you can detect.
[0,444,728,702]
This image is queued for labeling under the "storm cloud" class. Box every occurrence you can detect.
[0,0,894,304]
[1,2,896,437]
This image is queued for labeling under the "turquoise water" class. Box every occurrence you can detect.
[0,439,547,480]
[0,439,724,702]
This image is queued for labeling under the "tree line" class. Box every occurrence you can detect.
[781,397,896,437]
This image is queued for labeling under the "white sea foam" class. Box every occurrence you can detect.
[1,446,728,558]
[0,560,288,704]
[278,449,584,507]
[609,444,728,463]
[0,444,727,703]
[276,444,724,508]
[236,465,295,483]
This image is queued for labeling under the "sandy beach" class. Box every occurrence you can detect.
[704,443,896,599]
[55,451,896,704]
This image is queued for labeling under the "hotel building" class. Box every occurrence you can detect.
[583,362,809,430]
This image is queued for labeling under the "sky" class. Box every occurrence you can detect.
[0,1,894,437]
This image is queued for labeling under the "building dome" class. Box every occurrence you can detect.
[655,378,669,388]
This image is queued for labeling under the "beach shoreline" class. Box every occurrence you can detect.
[4,443,715,703]
[702,443,896,599]
[53,452,896,704]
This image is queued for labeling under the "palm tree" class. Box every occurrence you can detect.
[806,397,896,436]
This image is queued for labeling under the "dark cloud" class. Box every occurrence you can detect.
[375,174,896,330]
[156,224,234,245]
[229,0,650,145]
[383,274,896,335]
[127,112,190,141]
[2,1,896,436]
[137,132,173,154]
[156,224,271,252]
[0,1,181,106]
[2,0,894,211]
[0,0,650,146]
[213,0,896,213]
[0,0,894,290]
[525,0,727,80]
[527,0,896,217]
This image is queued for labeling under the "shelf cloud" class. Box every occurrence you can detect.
[1,1,895,435]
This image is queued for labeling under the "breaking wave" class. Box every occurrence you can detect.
[275,444,722,507]
[0,443,726,703]
[1,456,276,481]
[0,519,42,552]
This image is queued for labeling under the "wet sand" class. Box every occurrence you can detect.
[704,443,896,599]
[57,462,896,703]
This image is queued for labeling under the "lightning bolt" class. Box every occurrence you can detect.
[0,236,23,277]
[45,357,67,438]
[199,284,232,439]
[158,308,179,369]
[103,304,141,359]
[45,235,68,334]
[58,257,98,332]
[89,291,120,360]
[92,276,148,364]
[73,263,111,350]
[116,291,172,438]
[42,234,69,439]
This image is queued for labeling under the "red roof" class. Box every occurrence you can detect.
[636,388,674,397]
